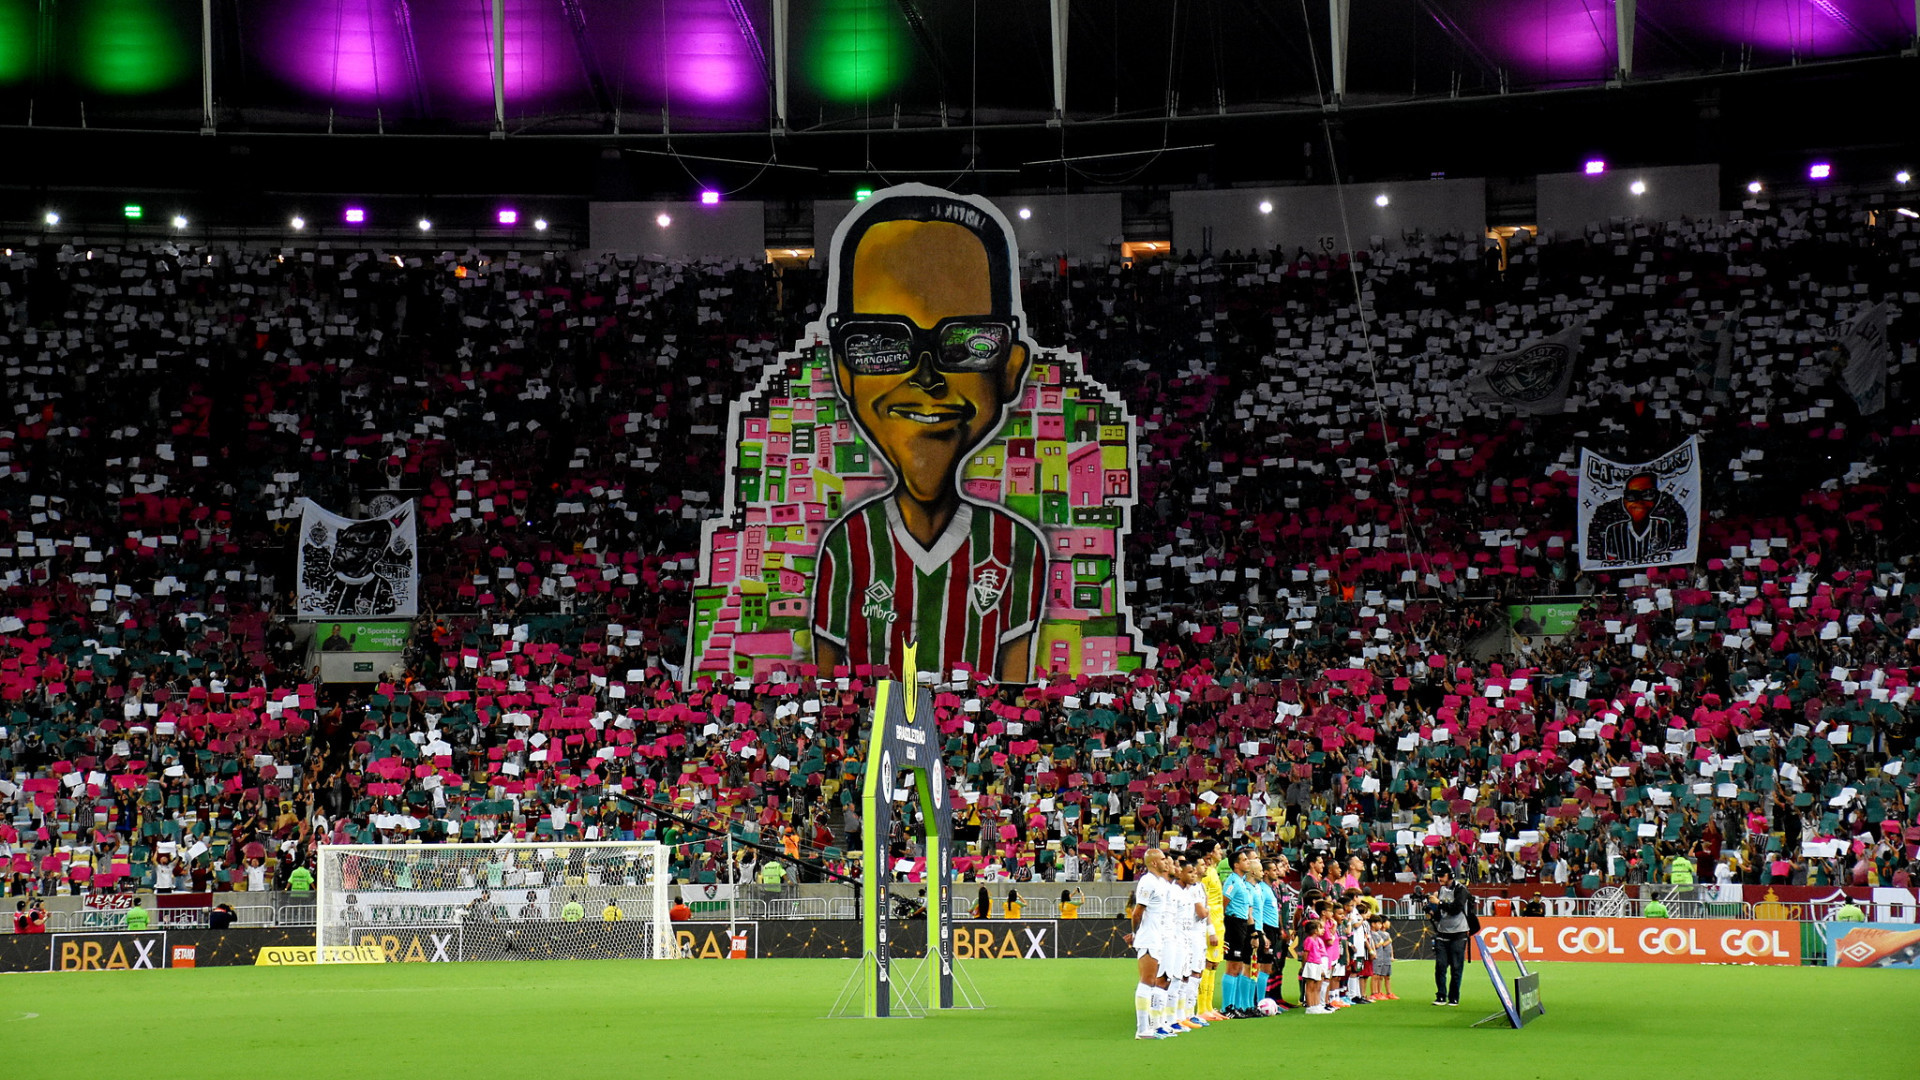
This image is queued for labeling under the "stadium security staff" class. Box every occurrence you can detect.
[1424,867,1471,1007]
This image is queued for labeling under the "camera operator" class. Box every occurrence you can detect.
[1424,865,1473,1006]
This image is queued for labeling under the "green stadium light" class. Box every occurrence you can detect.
[811,0,904,101]
[123,204,143,220]
[854,189,873,202]
[81,0,188,94]
[0,0,33,83]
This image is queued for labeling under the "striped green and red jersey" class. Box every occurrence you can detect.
[812,498,1045,676]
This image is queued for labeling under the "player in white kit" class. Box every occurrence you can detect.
[1126,849,1182,1039]
[1172,855,1213,1030]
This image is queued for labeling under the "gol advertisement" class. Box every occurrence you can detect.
[1475,918,1800,965]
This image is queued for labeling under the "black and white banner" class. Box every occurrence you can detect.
[1467,322,1583,416]
[1578,437,1702,571]
[1840,302,1891,416]
[296,498,419,618]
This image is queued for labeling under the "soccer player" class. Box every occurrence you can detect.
[1125,848,1181,1039]
[1264,858,1295,1008]
[1198,842,1227,1020]
[1173,856,1211,1030]
[811,188,1046,681]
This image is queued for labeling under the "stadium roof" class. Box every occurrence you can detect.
[0,1,1911,134]
[0,2,1913,216]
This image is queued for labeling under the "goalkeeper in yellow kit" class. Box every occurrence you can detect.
[1198,840,1228,1020]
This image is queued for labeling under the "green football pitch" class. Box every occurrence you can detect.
[5,959,1917,1079]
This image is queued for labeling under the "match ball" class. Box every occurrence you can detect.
[1256,998,1279,1016]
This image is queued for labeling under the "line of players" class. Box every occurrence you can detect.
[1125,844,1396,1039]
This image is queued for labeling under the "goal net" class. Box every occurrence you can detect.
[316,841,674,963]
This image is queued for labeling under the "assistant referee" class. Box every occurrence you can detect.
[1220,847,1258,1017]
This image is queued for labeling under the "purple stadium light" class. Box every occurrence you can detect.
[590,0,760,120]
[1454,0,1617,84]
[498,209,519,225]
[662,7,753,106]
[1584,160,1606,176]
[262,1,409,104]
[700,190,721,206]
[1710,0,1910,62]
[1809,162,1833,181]
[344,207,366,224]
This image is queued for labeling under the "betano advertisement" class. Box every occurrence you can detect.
[1475,918,1801,965]
[686,185,1144,683]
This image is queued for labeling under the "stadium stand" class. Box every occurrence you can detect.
[1,191,1916,905]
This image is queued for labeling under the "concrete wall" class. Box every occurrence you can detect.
[588,200,767,261]
[1535,164,1722,238]
[812,193,1122,262]
[1171,178,1488,258]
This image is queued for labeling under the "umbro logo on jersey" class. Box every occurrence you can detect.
[971,561,1009,614]
[862,581,899,623]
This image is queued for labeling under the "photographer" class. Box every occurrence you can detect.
[1424,865,1474,1007]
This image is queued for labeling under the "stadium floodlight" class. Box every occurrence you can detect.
[170,214,189,229]
[1584,159,1606,175]
[1630,180,1647,196]
[1017,207,1032,220]
[344,207,366,224]
[417,218,432,232]
[1808,162,1832,180]
[497,209,518,225]
[533,218,549,231]
[315,841,674,963]
[656,213,672,227]
[290,215,306,231]
[43,211,59,226]
[1374,193,1390,207]
[1258,200,1273,214]
[700,190,721,205]
[1747,181,1763,195]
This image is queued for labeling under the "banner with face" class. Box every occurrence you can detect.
[1576,438,1702,571]
[684,185,1144,684]
[296,498,419,618]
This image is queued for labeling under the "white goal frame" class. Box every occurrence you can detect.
[315,841,674,962]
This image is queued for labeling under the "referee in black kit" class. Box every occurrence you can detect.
[1425,865,1474,1006]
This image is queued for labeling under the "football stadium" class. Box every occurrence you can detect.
[1,3,1919,1077]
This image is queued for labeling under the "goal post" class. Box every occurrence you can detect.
[316,841,673,963]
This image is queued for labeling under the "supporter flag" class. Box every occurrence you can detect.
[1466,321,1583,415]
[1839,301,1890,415]
[295,498,419,618]
[1576,437,1702,571]
[1687,316,1734,406]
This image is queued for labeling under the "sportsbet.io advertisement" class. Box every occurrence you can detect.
[314,622,411,652]
[685,185,1144,683]
[1507,602,1582,639]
